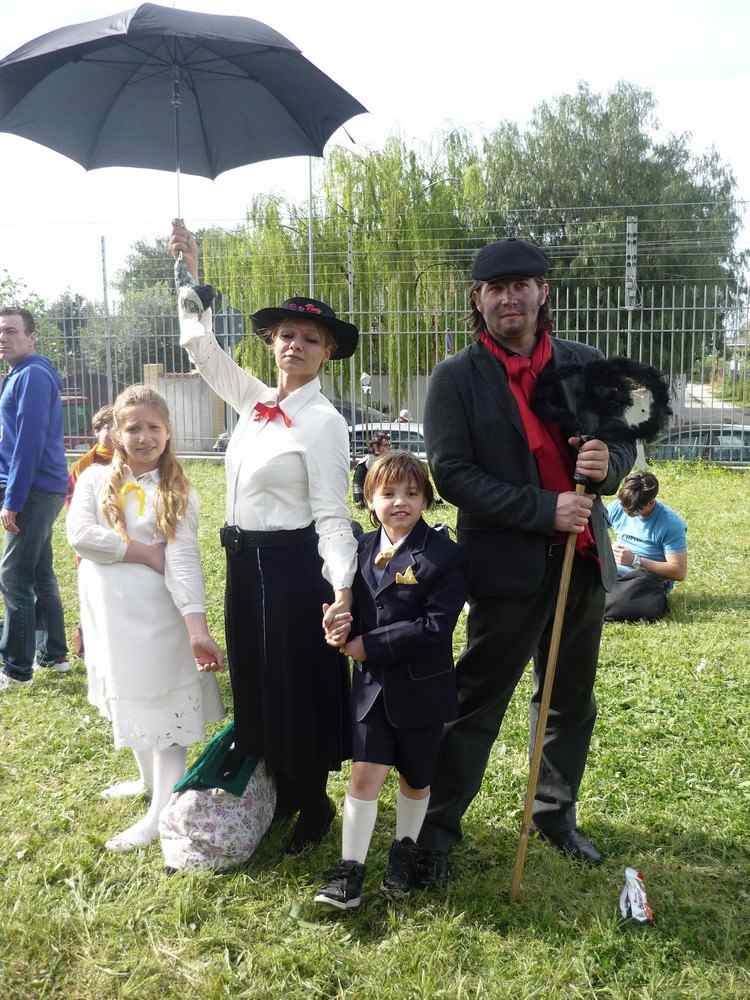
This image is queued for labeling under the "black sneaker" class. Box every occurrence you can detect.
[413,846,450,889]
[381,837,418,897]
[314,859,366,910]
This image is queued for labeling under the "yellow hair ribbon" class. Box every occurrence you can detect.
[119,482,146,517]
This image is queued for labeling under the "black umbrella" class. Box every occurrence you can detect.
[0,3,366,210]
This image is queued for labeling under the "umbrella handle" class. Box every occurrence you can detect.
[510,481,586,902]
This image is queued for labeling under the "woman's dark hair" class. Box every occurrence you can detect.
[469,278,552,338]
[363,451,434,528]
[618,472,659,516]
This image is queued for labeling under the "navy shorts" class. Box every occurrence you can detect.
[352,694,444,790]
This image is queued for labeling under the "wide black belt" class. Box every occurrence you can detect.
[219,522,315,556]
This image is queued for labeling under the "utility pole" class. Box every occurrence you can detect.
[100,236,114,404]
[625,216,638,357]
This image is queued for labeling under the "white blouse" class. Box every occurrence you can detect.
[179,309,357,591]
[66,465,207,616]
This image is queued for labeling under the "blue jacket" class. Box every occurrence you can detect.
[352,518,467,729]
[0,355,68,511]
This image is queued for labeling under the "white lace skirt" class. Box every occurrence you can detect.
[79,559,224,750]
[89,672,224,750]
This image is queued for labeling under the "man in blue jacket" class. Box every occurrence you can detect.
[0,308,69,690]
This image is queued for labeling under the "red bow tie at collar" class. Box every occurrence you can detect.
[253,401,292,427]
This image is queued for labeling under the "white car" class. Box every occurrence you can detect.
[648,422,750,463]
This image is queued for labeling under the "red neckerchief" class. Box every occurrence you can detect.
[479,328,595,557]
[253,401,292,427]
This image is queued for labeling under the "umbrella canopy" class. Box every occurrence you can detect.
[0,3,366,180]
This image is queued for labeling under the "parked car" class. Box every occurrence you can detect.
[349,421,427,461]
[648,423,750,464]
[330,398,389,426]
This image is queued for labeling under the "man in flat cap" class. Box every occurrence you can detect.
[418,239,635,879]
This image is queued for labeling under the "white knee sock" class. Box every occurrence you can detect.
[105,746,187,852]
[134,747,154,790]
[147,745,187,823]
[396,791,429,842]
[341,794,378,864]
[101,747,154,800]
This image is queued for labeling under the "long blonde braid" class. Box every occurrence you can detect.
[102,385,190,541]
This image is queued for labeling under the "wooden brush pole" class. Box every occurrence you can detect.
[510,480,587,901]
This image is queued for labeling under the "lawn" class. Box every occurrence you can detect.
[1,462,748,1000]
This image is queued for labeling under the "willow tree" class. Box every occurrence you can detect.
[193,82,744,381]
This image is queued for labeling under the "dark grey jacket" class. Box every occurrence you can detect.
[423,338,636,598]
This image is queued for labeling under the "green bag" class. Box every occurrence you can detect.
[173,721,260,797]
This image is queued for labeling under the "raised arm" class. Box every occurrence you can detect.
[170,219,268,415]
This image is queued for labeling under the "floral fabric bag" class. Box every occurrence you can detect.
[159,722,276,871]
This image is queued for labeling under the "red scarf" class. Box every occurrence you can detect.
[253,401,292,427]
[479,329,595,557]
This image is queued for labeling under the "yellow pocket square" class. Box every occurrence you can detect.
[395,566,418,585]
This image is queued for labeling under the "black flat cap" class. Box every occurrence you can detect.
[472,239,551,280]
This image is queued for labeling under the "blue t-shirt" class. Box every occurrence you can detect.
[607,499,687,583]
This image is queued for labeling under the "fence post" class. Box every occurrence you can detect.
[143,363,163,388]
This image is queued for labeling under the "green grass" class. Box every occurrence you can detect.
[1,462,749,999]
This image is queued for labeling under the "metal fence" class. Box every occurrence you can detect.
[37,282,750,465]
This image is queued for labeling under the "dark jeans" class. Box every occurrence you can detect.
[419,549,605,852]
[0,489,67,681]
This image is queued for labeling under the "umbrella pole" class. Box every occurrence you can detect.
[172,69,182,219]
[510,480,587,901]
[307,157,315,297]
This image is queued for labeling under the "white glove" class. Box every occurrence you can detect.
[178,286,213,345]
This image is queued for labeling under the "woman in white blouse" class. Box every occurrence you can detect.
[170,220,359,853]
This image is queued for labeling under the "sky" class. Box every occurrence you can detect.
[0,0,748,303]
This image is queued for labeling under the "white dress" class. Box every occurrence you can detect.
[67,464,224,751]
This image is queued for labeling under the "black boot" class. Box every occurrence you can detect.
[286,796,335,855]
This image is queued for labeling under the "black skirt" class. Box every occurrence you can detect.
[223,523,352,782]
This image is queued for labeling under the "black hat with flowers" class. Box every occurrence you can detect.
[250,297,359,360]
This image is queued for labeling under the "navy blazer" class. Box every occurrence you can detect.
[423,339,636,599]
[352,518,467,730]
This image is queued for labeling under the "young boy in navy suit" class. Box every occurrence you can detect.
[315,451,466,909]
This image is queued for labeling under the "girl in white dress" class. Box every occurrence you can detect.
[67,384,224,852]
